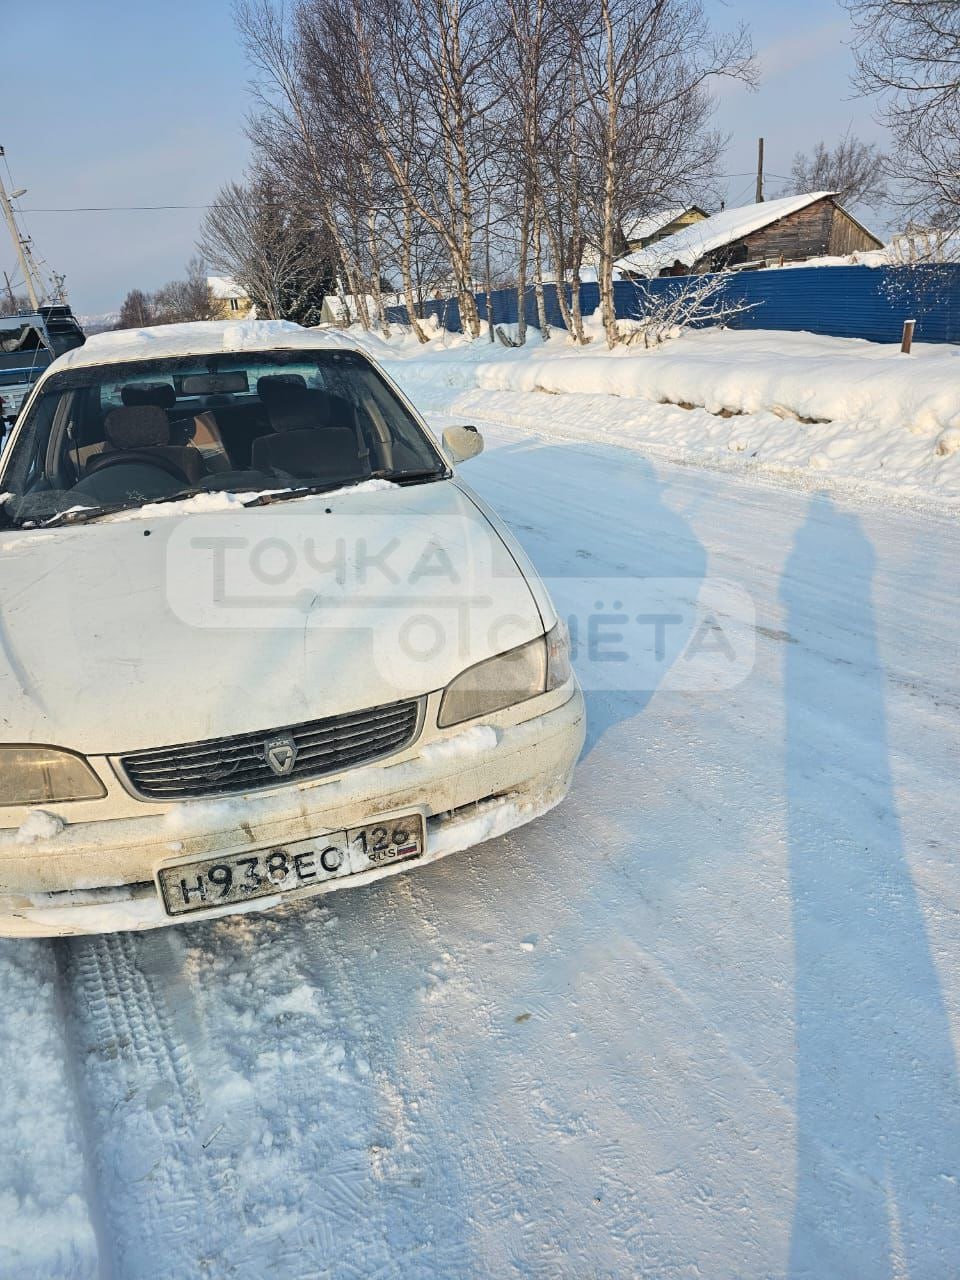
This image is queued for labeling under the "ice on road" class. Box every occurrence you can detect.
[1,424,958,1279]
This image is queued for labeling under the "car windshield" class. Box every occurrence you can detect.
[0,347,447,526]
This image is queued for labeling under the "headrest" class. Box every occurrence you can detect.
[252,426,362,479]
[120,382,176,409]
[265,386,338,433]
[104,405,171,451]
[257,374,307,401]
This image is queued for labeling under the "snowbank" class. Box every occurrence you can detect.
[360,325,960,507]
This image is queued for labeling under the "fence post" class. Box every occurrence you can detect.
[901,318,916,354]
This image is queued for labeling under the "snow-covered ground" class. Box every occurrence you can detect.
[368,325,960,508]
[1,347,958,1278]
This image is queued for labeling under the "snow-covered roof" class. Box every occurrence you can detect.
[50,320,359,374]
[617,192,839,277]
[622,208,689,244]
[207,275,249,301]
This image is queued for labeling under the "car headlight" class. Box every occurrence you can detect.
[0,747,106,807]
[438,622,572,728]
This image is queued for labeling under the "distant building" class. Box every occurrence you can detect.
[207,276,255,319]
[620,206,709,253]
[320,290,405,327]
[617,193,884,278]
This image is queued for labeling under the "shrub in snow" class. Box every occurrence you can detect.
[621,273,758,349]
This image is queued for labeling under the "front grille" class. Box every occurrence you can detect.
[119,700,422,800]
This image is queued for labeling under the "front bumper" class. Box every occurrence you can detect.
[0,682,585,937]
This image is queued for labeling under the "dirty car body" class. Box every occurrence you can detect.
[0,321,584,936]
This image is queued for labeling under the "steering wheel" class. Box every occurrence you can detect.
[86,451,192,485]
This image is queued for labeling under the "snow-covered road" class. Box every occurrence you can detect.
[2,422,958,1279]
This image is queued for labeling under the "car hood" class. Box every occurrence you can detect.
[0,479,545,755]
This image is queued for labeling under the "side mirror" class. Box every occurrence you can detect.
[441,424,484,465]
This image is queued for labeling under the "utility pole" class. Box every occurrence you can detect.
[755,137,765,204]
[0,146,41,310]
[2,272,16,311]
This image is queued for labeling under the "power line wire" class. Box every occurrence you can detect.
[20,204,220,212]
[21,180,799,216]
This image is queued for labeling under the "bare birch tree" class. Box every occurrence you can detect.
[574,0,754,346]
[787,134,887,209]
[225,0,753,346]
[845,0,960,225]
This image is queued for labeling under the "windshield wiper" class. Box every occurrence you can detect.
[241,482,351,508]
[31,487,211,528]
[37,487,209,527]
[129,486,208,507]
[245,470,447,506]
[41,504,121,527]
[33,472,448,526]
[369,467,447,485]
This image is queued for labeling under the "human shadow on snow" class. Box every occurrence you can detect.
[782,493,960,1278]
[465,438,708,758]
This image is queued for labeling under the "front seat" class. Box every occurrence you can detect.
[121,381,197,447]
[252,386,368,481]
[86,405,205,485]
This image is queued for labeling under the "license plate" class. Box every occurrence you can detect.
[157,814,425,916]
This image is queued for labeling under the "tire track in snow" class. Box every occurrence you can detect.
[0,939,99,1279]
[54,931,259,1280]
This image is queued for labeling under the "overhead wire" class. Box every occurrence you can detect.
[19,173,799,216]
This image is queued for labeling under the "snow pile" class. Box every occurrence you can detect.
[420,724,500,765]
[471,330,960,433]
[16,810,65,844]
[358,326,960,507]
[53,319,358,374]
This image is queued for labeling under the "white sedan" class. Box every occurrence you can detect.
[0,321,584,936]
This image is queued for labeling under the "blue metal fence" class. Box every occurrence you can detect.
[386,263,960,345]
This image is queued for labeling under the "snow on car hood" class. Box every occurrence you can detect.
[0,479,546,755]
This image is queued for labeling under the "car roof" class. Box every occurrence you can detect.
[48,319,361,376]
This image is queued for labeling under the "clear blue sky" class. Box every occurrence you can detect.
[2,0,888,316]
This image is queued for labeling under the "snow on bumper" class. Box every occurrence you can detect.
[0,684,585,937]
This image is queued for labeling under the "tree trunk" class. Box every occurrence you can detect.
[542,213,579,341]
[447,8,480,338]
[335,277,351,327]
[484,209,495,343]
[599,0,620,348]
[566,55,587,344]
[343,254,370,329]
[367,209,390,338]
[516,189,530,346]
[569,258,585,343]
[532,203,549,338]
[459,285,481,339]
[400,203,429,343]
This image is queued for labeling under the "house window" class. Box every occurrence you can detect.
[229,297,240,312]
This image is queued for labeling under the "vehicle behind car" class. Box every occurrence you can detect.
[0,307,84,447]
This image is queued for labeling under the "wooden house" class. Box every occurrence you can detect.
[620,206,709,253]
[616,193,884,278]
